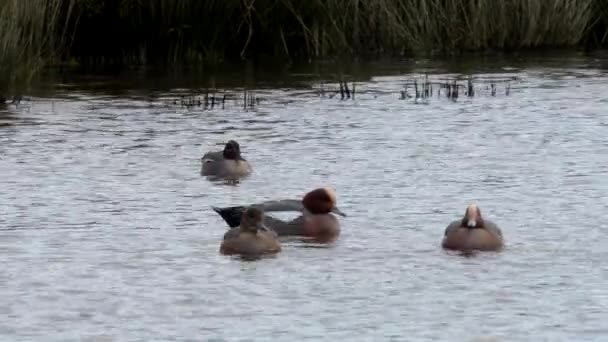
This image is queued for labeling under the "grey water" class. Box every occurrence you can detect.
[1,54,608,341]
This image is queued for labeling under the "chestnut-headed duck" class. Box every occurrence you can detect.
[213,187,346,243]
[442,203,504,252]
[220,207,281,257]
[201,140,252,179]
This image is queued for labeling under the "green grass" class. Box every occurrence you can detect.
[1,0,608,98]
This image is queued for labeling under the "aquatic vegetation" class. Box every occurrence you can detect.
[395,75,515,102]
[0,0,76,98]
[588,0,608,46]
[167,74,516,113]
[0,0,607,96]
[65,0,603,66]
[174,89,262,111]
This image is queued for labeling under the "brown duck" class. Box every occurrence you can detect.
[442,203,504,252]
[220,207,281,257]
[213,187,346,243]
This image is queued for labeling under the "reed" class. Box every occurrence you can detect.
[0,0,75,97]
[64,0,601,66]
[588,0,608,46]
[1,0,607,95]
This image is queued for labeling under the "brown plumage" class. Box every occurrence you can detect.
[442,203,504,252]
[213,187,346,243]
[220,207,281,257]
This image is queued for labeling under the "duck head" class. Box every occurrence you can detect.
[461,203,484,228]
[223,140,244,160]
[302,187,346,217]
[239,207,270,233]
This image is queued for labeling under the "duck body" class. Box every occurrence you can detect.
[219,207,281,257]
[220,230,281,256]
[213,188,346,243]
[201,140,252,179]
[442,204,504,252]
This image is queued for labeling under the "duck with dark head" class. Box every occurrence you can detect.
[220,207,281,257]
[442,203,504,252]
[201,140,252,179]
[212,187,347,243]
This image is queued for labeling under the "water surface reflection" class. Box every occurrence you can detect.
[1,55,608,341]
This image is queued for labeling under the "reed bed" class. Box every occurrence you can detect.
[0,0,75,99]
[1,0,607,98]
[65,0,603,66]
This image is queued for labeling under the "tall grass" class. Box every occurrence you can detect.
[588,0,608,47]
[1,0,607,96]
[65,0,602,67]
[0,0,75,99]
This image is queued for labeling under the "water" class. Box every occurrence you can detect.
[2,54,608,341]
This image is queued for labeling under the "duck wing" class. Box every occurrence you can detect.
[201,150,223,162]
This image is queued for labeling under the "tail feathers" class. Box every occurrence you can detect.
[212,206,246,228]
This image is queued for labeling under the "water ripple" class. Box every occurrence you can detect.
[2,59,608,341]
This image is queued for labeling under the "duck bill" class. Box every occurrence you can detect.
[331,207,347,217]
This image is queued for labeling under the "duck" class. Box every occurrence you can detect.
[220,207,281,257]
[200,140,252,179]
[442,203,504,252]
[212,187,347,243]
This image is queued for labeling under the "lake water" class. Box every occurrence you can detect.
[1,54,608,341]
